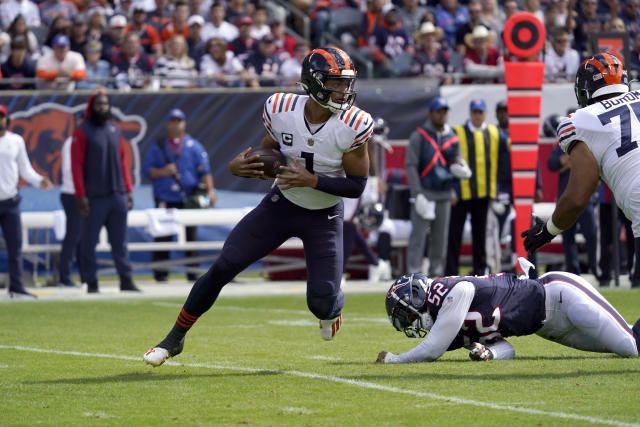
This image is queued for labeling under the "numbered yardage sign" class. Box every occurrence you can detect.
[503,12,546,58]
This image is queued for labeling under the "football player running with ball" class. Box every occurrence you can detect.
[377,259,640,363]
[144,46,373,366]
[521,52,640,287]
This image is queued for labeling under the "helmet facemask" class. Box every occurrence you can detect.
[306,72,357,113]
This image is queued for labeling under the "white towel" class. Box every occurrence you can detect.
[146,208,181,238]
[53,209,66,240]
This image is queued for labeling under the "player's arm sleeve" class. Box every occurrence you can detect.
[15,136,44,187]
[486,339,515,360]
[557,114,580,154]
[386,282,476,363]
[71,128,87,198]
[345,113,373,152]
[119,135,133,192]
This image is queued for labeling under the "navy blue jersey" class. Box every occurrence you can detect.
[425,274,546,348]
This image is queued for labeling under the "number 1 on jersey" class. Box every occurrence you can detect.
[301,151,314,173]
[597,103,640,157]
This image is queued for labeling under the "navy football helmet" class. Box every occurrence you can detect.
[542,114,562,138]
[574,52,629,107]
[300,46,357,113]
[385,273,434,338]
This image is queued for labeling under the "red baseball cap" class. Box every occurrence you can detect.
[0,105,7,116]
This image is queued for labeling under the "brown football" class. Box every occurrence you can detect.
[246,147,286,179]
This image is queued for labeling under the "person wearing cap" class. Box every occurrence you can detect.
[243,33,283,87]
[445,98,510,276]
[35,33,87,90]
[160,1,190,43]
[462,24,503,83]
[0,0,41,29]
[71,93,139,293]
[186,14,206,62]
[0,104,53,299]
[405,96,471,276]
[101,14,128,61]
[0,35,36,90]
[126,6,162,56]
[410,21,452,84]
[228,15,256,60]
[142,108,216,282]
[111,32,154,89]
[199,36,254,88]
[201,1,239,43]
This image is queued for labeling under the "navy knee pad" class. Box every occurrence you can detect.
[307,290,345,320]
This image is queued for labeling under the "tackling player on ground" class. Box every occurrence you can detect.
[521,52,640,287]
[377,259,640,363]
[144,46,373,366]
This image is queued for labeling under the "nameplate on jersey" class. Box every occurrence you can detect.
[282,132,293,146]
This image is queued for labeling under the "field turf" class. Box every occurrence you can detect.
[1,288,639,426]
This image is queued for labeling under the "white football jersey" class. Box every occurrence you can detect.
[262,92,374,210]
[557,90,640,236]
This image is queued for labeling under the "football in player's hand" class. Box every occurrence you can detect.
[246,147,286,179]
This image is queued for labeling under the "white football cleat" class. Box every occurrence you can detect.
[143,347,170,367]
[369,260,392,283]
[319,314,342,341]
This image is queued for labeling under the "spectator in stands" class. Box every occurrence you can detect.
[142,108,215,282]
[243,34,282,87]
[70,14,88,54]
[363,5,414,77]
[308,0,358,47]
[357,0,385,50]
[225,0,253,26]
[480,0,501,36]
[547,130,598,277]
[523,0,544,23]
[462,25,503,83]
[87,0,115,18]
[111,32,154,89]
[152,34,197,88]
[631,32,640,79]
[543,2,562,40]
[228,15,256,62]
[76,39,110,89]
[454,0,486,55]
[126,6,162,56]
[43,16,72,49]
[116,0,135,18]
[4,14,39,61]
[39,0,77,28]
[0,0,41,29]
[280,39,309,86]
[409,21,452,83]
[621,0,640,40]
[71,92,139,294]
[249,4,270,40]
[101,14,127,62]
[446,99,510,276]
[604,16,627,32]
[87,10,106,42]
[544,27,580,82]
[187,0,204,19]
[199,36,253,87]
[498,0,519,30]
[406,97,469,276]
[161,0,190,43]
[36,34,86,90]
[0,104,53,299]
[0,36,36,90]
[570,0,605,58]
[433,0,469,51]
[201,2,238,43]
[58,129,83,288]
[186,14,206,64]
[149,0,173,32]
[270,19,296,61]
[397,0,430,39]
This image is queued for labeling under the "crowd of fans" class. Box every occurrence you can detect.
[0,0,638,90]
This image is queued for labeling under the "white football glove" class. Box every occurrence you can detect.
[450,161,472,179]
[415,193,436,220]
[469,342,494,361]
[376,351,395,363]
[491,200,507,215]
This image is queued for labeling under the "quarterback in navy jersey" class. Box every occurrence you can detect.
[144,46,373,367]
[378,259,640,363]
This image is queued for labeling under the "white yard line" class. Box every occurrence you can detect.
[0,344,637,427]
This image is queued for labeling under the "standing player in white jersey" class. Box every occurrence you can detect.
[521,52,640,287]
[144,46,374,366]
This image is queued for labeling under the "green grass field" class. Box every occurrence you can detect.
[1,289,639,426]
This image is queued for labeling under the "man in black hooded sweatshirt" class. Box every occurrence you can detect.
[71,92,140,293]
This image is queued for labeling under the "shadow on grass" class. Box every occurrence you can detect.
[25,370,282,385]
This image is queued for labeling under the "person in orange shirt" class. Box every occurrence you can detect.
[126,7,162,56]
[160,0,190,43]
[35,34,86,90]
